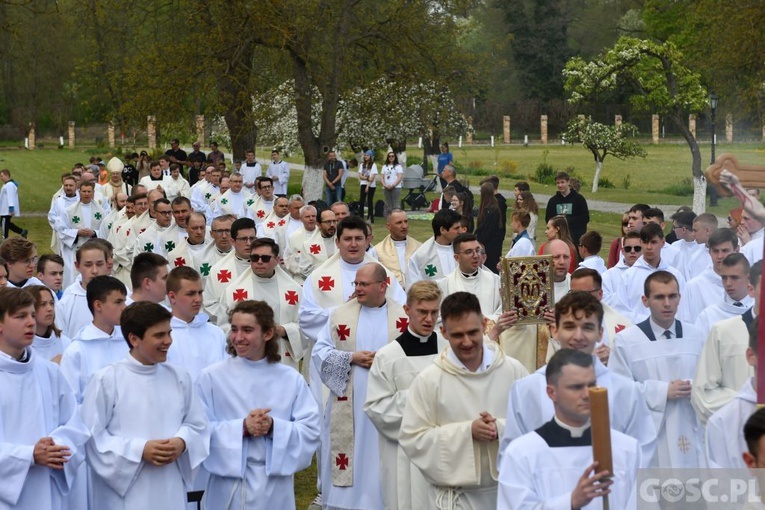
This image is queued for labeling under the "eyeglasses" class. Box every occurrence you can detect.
[352,280,385,288]
[259,185,272,190]
[236,236,257,243]
[321,219,338,224]
[211,229,230,236]
[623,245,642,253]
[672,225,685,231]
[20,256,38,266]
[457,249,483,256]
[156,210,172,216]
[249,254,273,263]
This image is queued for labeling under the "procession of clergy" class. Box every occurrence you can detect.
[6,153,765,510]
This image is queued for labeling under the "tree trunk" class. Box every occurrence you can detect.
[669,111,705,213]
[592,159,603,193]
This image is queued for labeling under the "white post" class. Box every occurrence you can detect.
[24,138,28,149]
[524,135,529,146]
[490,136,494,147]
[418,137,422,148]
[458,136,462,148]
[59,136,64,146]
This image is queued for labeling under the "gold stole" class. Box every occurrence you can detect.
[328,298,408,486]
[375,235,422,288]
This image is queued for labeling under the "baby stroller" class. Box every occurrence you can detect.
[401,164,438,211]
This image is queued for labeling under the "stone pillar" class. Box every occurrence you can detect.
[28,123,35,150]
[652,114,660,144]
[195,115,205,145]
[688,114,696,139]
[108,121,115,148]
[68,121,75,149]
[147,115,157,150]
[503,116,510,143]
[615,115,622,128]
[726,113,733,142]
[762,116,765,143]
[541,115,548,144]
[466,116,473,145]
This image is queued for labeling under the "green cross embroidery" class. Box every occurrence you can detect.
[94,212,102,220]
[246,199,255,206]
[424,264,437,277]
[72,215,81,224]
[107,222,113,230]
[199,263,211,276]
[220,198,228,205]
[143,242,154,252]
[205,193,212,200]
[164,240,176,252]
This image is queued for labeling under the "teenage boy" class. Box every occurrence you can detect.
[0,237,44,289]
[56,240,111,338]
[129,252,169,305]
[81,302,210,510]
[37,254,65,299]
[577,230,607,274]
[0,168,27,239]
[507,211,535,257]
[0,287,88,509]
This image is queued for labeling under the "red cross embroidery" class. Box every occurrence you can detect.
[336,324,350,341]
[318,276,334,291]
[139,228,146,234]
[217,269,232,283]
[233,288,248,302]
[337,396,348,401]
[257,209,265,218]
[284,290,299,305]
[174,257,186,267]
[116,226,122,233]
[285,351,291,357]
[396,317,409,334]
[336,453,349,470]
[309,244,321,255]
[125,229,131,237]
[267,221,275,229]
[615,324,626,334]
[278,219,286,226]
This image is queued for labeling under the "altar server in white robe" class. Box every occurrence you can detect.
[498,291,656,467]
[602,232,643,315]
[375,209,422,289]
[56,240,111,338]
[577,230,608,274]
[506,211,536,257]
[202,218,256,323]
[0,287,90,510]
[197,299,320,510]
[1,237,44,290]
[706,319,758,469]
[684,212,718,280]
[609,270,706,468]
[617,223,686,323]
[498,349,640,510]
[313,263,410,510]
[219,238,305,371]
[166,267,227,381]
[364,281,448,510]
[81,302,210,510]
[399,292,528,509]
[697,252,753,337]
[678,228,738,321]
[439,232,502,319]
[29,285,71,363]
[55,181,106,288]
[407,209,462,285]
[266,149,291,196]
[569,268,631,366]
[691,260,760,424]
[239,149,262,193]
[666,210,704,277]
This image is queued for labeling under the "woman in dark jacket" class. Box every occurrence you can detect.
[475,182,504,273]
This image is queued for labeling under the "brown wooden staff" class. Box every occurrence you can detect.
[589,386,612,510]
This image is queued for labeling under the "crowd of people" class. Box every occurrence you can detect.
[3,143,765,510]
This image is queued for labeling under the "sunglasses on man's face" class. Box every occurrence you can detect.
[623,245,642,253]
[250,254,273,263]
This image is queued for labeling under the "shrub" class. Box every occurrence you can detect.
[621,174,631,190]
[598,177,616,189]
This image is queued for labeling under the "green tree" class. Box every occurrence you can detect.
[563,117,646,193]
[564,37,709,212]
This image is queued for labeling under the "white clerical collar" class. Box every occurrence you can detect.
[554,415,591,438]
[460,269,480,279]
[407,327,431,343]
[393,239,407,246]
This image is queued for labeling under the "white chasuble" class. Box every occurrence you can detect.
[313,299,407,510]
[438,269,502,321]
[375,235,422,289]
[407,237,454,286]
[257,213,288,239]
[81,355,210,510]
[246,196,274,225]
[220,266,304,371]
[399,343,528,510]
[691,310,754,425]
[610,320,705,468]
[0,349,90,510]
[202,252,250,323]
[197,357,320,510]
